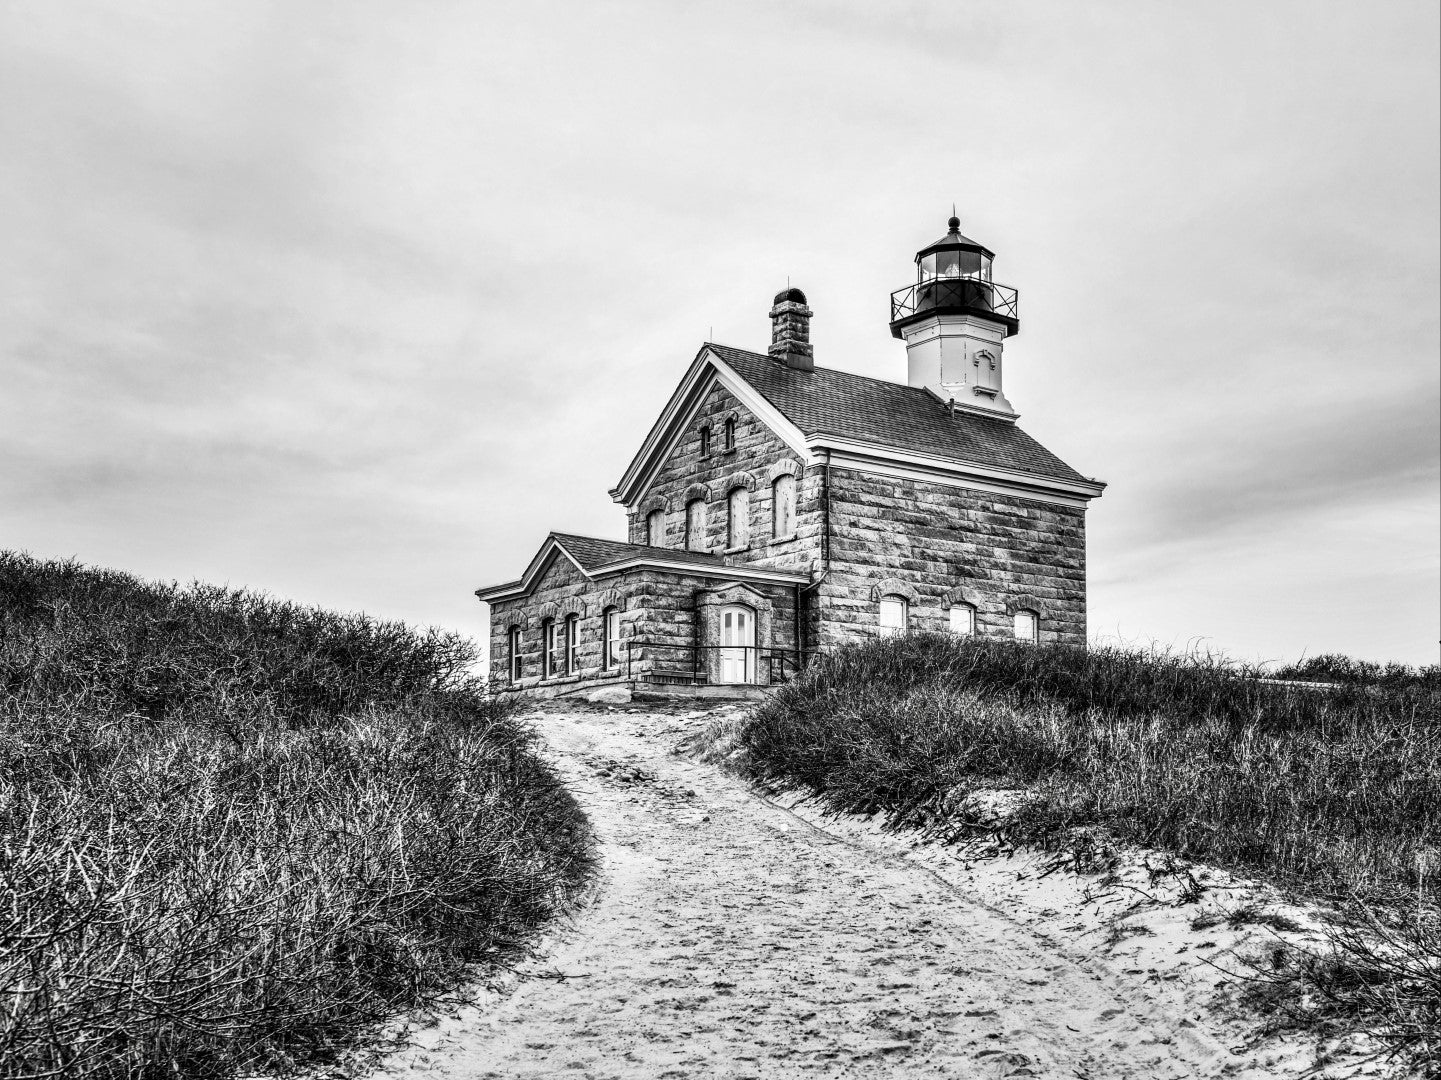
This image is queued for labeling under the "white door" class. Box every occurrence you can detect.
[718,605,755,684]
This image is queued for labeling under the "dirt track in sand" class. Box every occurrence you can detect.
[365,704,1307,1080]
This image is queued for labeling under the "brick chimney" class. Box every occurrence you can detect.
[768,287,813,371]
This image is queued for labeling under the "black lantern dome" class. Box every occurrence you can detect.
[889,215,1019,339]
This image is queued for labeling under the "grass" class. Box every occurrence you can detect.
[734,633,1439,1070]
[0,552,596,1079]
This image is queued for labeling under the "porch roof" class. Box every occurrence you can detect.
[474,532,810,603]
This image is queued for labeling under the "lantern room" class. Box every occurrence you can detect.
[890,216,1019,339]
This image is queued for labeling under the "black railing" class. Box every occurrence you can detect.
[890,276,1019,326]
[622,640,809,686]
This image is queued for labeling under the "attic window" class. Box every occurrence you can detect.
[645,509,665,547]
[723,418,736,451]
[699,425,711,457]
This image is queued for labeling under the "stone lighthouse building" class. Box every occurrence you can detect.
[476,217,1106,696]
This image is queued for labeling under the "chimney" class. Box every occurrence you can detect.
[768,287,814,371]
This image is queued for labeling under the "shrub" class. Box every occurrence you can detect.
[0,553,595,1078]
[738,634,1439,1070]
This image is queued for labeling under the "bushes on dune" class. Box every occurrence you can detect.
[738,633,1439,1068]
[0,553,595,1079]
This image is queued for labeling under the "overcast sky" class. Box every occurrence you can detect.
[3,0,1437,667]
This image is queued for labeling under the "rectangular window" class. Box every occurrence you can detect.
[1014,611,1038,643]
[700,427,711,457]
[948,605,975,636]
[878,596,907,637]
[771,474,795,539]
[646,509,665,547]
[507,627,522,682]
[727,487,749,549]
[543,621,558,677]
[565,616,578,673]
[685,499,706,551]
[603,608,620,669]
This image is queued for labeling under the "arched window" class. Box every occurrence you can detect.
[878,595,908,637]
[685,498,707,551]
[948,603,976,636]
[541,618,558,677]
[564,613,579,673]
[602,606,621,669]
[506,625,522,683]
[1013,610,1038,643]
[723,417,736,451]
[645,508,665,547]
[726,486,749,549]
[771,474,796,539]
[699,425,712,457]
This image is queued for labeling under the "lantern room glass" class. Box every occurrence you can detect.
[919,250,991,282]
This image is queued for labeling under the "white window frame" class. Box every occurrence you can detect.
[507,626,522,682]
[602,607,620,669]
[1013,610,1038,643]
[948,604,975,636]
[878,595,908,637]
[564,614,579,673]
[542,619,558,677]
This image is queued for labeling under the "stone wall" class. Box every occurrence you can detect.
[488,554,646,690]
[816,465,1087,647]
[627,381,821,577]
[488,553,802,690]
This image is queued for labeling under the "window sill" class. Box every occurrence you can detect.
[768,533,799,546]
[723,543,750,555]
[721,447,738,456]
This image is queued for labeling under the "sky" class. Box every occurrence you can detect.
[2,0,1437,667]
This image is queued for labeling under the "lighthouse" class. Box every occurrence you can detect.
[888,216,1021,420]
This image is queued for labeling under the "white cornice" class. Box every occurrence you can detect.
[591,558,809,585]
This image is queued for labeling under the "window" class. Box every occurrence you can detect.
[723,417,736,451]
[645,509,665,547]
[948,604,975,636]
[602,606,621,669]
[564,614,579,673]
[1013,610,1038,643]
[699,425,711,457]
[726,487,749,549]
[542,618,558,677]
[878,595,907,637]
[507,626,522,683]
[685,498,707,551]
[771,474,796,539]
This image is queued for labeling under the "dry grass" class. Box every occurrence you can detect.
[736,633,1439,1071]
[0,553,596,1078]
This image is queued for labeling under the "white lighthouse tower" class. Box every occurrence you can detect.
[888,216,1021,421]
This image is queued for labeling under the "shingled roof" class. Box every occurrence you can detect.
[549,532,731,572]
[706,344,1089,484]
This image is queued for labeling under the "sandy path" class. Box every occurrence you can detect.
[371,704,1263,1080]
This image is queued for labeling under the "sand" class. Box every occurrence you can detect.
[362,702,1387,1080]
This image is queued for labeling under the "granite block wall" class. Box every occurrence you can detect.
[816,466,1087,647]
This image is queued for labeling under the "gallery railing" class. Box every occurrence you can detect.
[889,276,1019,325]
[622,641,810,686]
